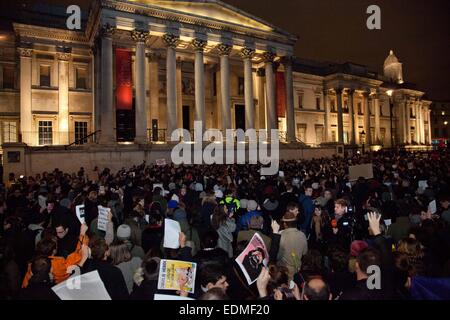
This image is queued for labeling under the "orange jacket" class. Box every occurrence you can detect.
[22,234,89,288]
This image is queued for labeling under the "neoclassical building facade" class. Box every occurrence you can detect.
[0,0,433,162]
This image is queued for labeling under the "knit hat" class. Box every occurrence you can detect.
[350,240,368,257]
[247,200,258,211]
[168,182,176,191]
[215,189,224,199]
[263,199,279,211]
[240,199,249,209]
[117,224,131,240]
[168,200,178,209]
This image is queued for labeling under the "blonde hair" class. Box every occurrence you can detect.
[109,240,131,265]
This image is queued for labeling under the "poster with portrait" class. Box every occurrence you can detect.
[235,233,269,285]
[158,259,197,294]
[97,206,110,232]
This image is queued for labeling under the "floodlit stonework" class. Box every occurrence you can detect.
[0,0,433,177]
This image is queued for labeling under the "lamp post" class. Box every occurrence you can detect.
[387,90,394,148]
[361,130,366,154]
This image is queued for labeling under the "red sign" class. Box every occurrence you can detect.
[115,49,132,110]
[276,72,286,118]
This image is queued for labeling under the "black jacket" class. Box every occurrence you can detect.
[82,259,129,300]
[18,282,59,300]
[340,279,389,300]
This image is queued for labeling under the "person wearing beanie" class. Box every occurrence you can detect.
[116,224,145,259]
[348,240,369,273]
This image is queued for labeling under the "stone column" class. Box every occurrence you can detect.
[162,34,179,140]
[282,56,295,143]
[336,88,344,143]
[427,108,432,144]
[218,44,232,131]
[323,90,330,142]
[363,91,371,145]
[240,47,255,131]
[99,25,115,144]
[93,44,101,140]
[18,47,33,145]
[192,39,207,128]
[176,59,183,129]
[256,68,266,130]
[147,52,159,138]
[131,30,149,144]
[347,89,356,145]
[406,102,411,144]
[56,49,70,145]
[374,94,381,143]
[263,51,277,131]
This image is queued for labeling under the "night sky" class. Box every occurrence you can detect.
[2,0,449,100]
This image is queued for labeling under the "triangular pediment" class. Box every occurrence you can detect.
[126,0,277,32]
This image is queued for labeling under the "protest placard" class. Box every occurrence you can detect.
[52,270,111,300]
[97,205,110,232]
[158,259,197,294]
[75,205,85,224]
[235,233,269,285]
[156,159,167,166]
[428,200,437,214]
[349,163,374,181]
[164,219,181,249]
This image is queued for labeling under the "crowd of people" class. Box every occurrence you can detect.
[1,149,450,300]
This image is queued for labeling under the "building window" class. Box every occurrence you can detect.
[238,77,244,95]
[316,97,321,110]
[358,102,363,115]
[76,68,87,89]
[40,65,51,87]
[380,128,386,144]
[74,121,88,144]
[344,131,349,144]
[297,124,306,142]
[38,121,53,145]
[298,93,304,109]
[315,125,324,144]
[370,128,375,143]
[330,99,336,112]
[331,129,337,142]
[2,65,15,89]
[380,103,384,117]
[343,100,348,113]
[2,121,17,143]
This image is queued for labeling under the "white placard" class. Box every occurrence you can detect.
[51,270,111,300]
[349,163,374,181]
[75,205,85,225]
[38,195,47,210]
[428,200,437,214]
[97,206,110,232]
[156,159,167,166]
[163,218,181,249]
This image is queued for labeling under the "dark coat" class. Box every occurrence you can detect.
[82,259,129,300]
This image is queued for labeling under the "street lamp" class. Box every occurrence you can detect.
[361,130,366,153]
[387,90,394,148]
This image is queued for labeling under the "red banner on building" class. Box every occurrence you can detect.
[276,72,286,118]
[115,49,133,110]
